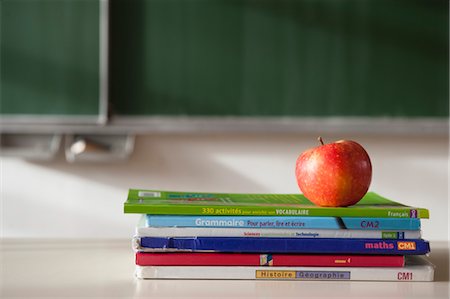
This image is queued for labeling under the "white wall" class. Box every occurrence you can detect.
[1,133,448,241]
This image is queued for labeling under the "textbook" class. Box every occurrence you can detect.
[135,256,434,281]
[135,252,405,267]
[124,189,429,218]
[134,237,430,255]
[143,215,421,230]
[136,226,421,240]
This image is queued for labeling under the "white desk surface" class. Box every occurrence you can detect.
[1,239,448,298]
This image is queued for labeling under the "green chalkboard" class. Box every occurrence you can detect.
[1,0,102,119]
[110,0,448,117]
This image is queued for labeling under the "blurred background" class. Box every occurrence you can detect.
[1,0,448,242]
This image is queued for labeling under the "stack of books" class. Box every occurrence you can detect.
[124,189,434,281]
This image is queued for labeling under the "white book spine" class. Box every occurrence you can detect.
[136,227,421,239]
[135,256,434,282]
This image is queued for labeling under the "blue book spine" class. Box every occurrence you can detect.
[146,215,420,230]
[139,237,430,255]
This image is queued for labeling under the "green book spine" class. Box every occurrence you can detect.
[123,189,429,219]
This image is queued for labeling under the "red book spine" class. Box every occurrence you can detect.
[135,253,405,267]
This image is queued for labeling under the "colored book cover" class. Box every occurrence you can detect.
[124,189,429,218]
[144,215,421,230]
[134,237,430,255]
[135,256,434,281]
[135,252,405,267]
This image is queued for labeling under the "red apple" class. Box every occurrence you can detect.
[295,137,372,207]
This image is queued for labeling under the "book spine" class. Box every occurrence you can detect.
[136,227,421,239]
[135,263,434,281]
[136,237,430,255]
[126,189,430,218]
[145,215,420,230]
[135,252,405,267]
[125,204,428,218]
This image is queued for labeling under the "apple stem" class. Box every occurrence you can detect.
[318,136,325,145]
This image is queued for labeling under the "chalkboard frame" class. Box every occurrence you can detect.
[0,115,447,136]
